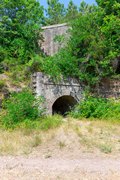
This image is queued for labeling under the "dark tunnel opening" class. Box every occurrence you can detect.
[52,95,77,116]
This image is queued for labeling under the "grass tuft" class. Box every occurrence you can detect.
[59,141,66,149]
[99,144,112,154]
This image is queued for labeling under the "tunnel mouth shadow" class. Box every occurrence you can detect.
[52,95,77,116]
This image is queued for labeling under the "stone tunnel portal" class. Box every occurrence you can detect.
[52,95,77,116]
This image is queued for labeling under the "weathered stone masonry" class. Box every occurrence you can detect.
[97,78,120,98]
[34,23,82,115]
[40,23,68,56]
[32,72,83,115]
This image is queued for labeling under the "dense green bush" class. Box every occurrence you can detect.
[70,96,120,120]
[2,90,44,128]
[0,0,44,65]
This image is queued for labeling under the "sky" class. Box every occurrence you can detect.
[40,0,96,8]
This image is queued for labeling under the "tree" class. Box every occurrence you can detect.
[96,0,120,15]
[42,1,120,87]
[0,0,44,66]
[79,1,96,14]
[79,1,90,13]
[68,0,120,84]
[96,0,120,72]
[65,0,78,22]
[45,0,66,25]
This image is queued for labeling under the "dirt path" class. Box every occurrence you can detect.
[0,155,120,180]
[0,120,120,179]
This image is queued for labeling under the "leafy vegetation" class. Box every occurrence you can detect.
[45,0,66,25]
[0,0,44,69]
[0,0,120,126]
[16,114,63,131]
[70,96,120,121]
[0,88,62,130]
[42,0,120,86]
[2,90,44,128]
[45,0,79,25]
[65,0,78,21]
[1,0,119,85]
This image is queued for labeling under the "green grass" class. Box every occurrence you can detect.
[39,115,63,130]
[16,114,63,131]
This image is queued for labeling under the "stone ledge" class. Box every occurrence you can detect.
[42,23,67,30]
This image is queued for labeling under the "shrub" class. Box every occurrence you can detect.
[2,90,44,128]
[25,55,43,73]
[70,96,120,121]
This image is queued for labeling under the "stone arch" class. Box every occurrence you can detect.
[52,95,77,115]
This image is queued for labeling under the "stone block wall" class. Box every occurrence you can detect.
[32,72,83,114]
[40,23,68,56]
[96,78,120,98]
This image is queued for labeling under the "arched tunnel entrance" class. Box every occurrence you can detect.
[52,95,77,116]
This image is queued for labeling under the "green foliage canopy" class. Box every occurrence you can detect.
[65,0,78,22]
[67,5,120,84]
[0,0,44,65]
[45,0,79,24]
[96,0,120,15]
[42,1,120,86]
[45,0,66,25]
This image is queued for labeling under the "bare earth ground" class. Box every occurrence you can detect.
[0,119,120,180]
[0,155,120,180]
